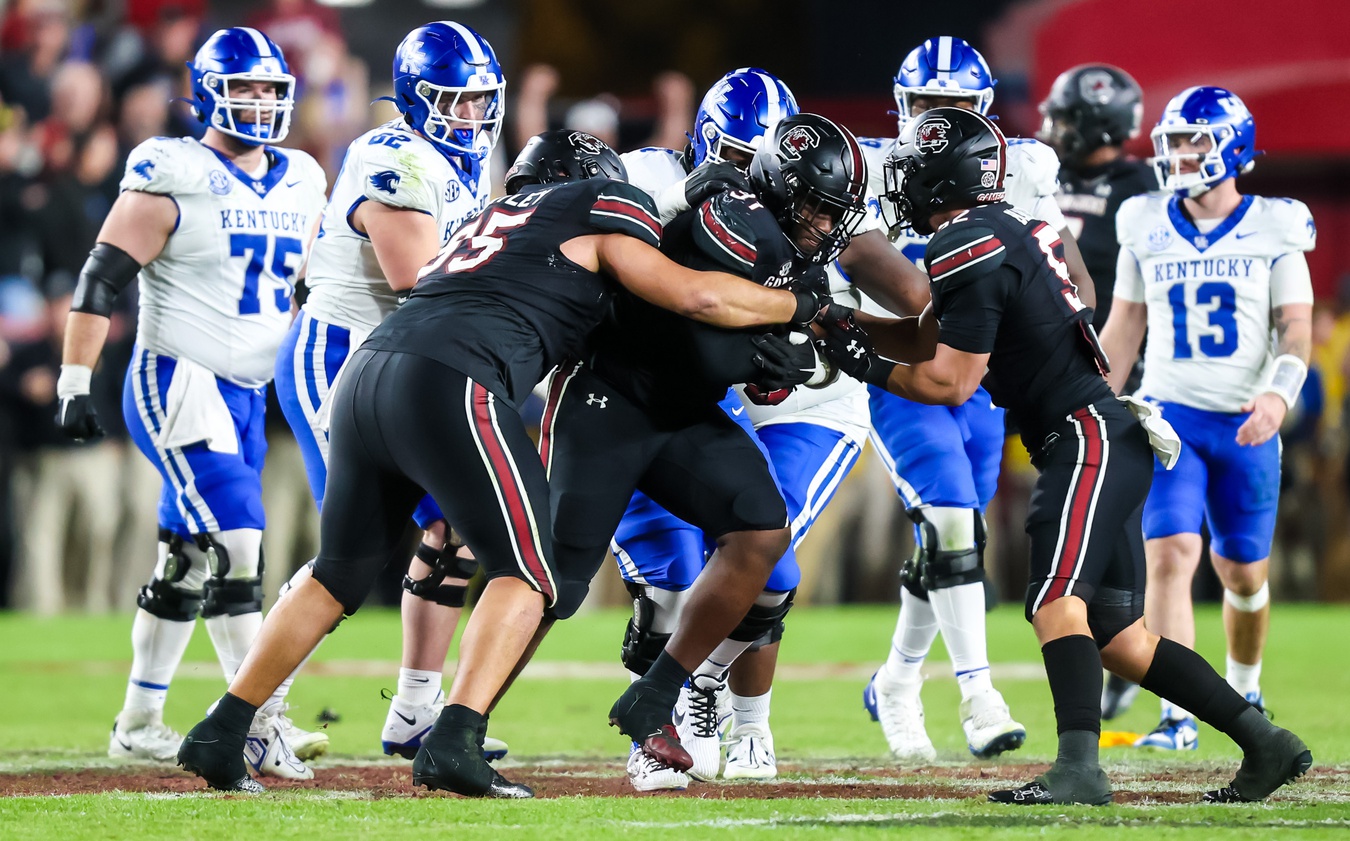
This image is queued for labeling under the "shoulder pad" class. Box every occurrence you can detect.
[120,137,197,195]
[1005,138,1061,200]
[690,191,764,274]
[620,147,688,202]
[1269,197,1316,253]
[925,222,1006,286]
[359,132,442,213]
[857,138,894,201]
[588,180,662,247]
[1114,194,1157,249]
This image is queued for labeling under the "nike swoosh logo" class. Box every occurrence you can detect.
[409,676,431,683]
[731,407,745,416]
[117,736,133,751]
[395,710,417,726]
[285,180,303,188]
[1235,232,1257,239]
[672,709,685,727]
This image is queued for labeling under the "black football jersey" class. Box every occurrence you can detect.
[362,178,662,407]
[1054,157,1158,328]
[925,202,1114,447]
[588,189,798,420]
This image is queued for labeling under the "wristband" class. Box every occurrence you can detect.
[791,289,823,323]
[57,364,93,398]
[1259,353,1307,411]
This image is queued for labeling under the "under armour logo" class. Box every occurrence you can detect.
[847,340,865,359]
[586,393,608,408]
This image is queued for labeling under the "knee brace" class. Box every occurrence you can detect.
[746,617,787,652]
[198,531,264,618]
[137,530,204,621]
[402,542,477,608]
[728,589,795,643]
[1086,586,1145,648]
[619,582,673,676]
[904,507,984,592]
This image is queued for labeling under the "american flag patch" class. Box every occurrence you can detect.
[980,159,998,170]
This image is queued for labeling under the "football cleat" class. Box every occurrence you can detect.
[1101,674,1140,720]
[864,671,936,763]
[989,766,1112,806]
[109,710,182,762]
[382,691,510,762]
[245,711,314,780]
[673,675,729,781]
[722,722,777,780]
[960,689,1027,759]
[626,742,689,792]
[1203,725,1312,802]
[609,679,693,772]
[273,705,328,761]
[1134,716,1199,751]
[412,722,532,798]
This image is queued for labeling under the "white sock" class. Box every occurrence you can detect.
[696,638,753,682]
[929,581,993,700]
[881,586,938,684]
[1161,699,1193,721]
[731,689,772,730]
[398,667,443,708]
[124,608,197,714]
[204,611,262,684]
[1226,656,1262,698]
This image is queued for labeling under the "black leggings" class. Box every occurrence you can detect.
[311,348,556,614]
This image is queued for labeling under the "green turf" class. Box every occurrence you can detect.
[1,604,1346,839]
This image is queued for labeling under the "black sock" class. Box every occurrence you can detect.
[1042,635,1103,736]
[209,692,258,736]
[644,650,692,696]
[439,703,484,733]
[1140,638,1254,735]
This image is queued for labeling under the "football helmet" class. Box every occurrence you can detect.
[1149,86,1256,198]
[504,129,626,195]
[187,27,295,146]
[1037,64,1143,167]
[691,68,799,169]
[392,21,505,160]
[748,113,868,265]
[893,36,996,133]
[883,107,1006,236]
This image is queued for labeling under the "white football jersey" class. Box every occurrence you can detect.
[1116,194,1316,412]
[617,147,870,434]
[122,136,327,388]
[303,120,492,333]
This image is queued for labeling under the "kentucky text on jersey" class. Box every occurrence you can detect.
[1153,258,1256,283]
[219,209,308,232]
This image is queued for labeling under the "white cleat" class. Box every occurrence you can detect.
[273,705,328,761]
[960,688,1026,759]
[673,674,729,781]
[722,722,777,780]
[864,671,937,764]
[382,691,509,761]
[626,743,689,792]
[108,710,182,762]
[245,712,314,780]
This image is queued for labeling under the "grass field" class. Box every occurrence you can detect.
[1,603,1346,839]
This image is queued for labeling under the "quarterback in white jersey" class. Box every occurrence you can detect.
[54,29,327,783]
[611,69,926,791]
[271,21,511,764]
[1099,86,1314,751]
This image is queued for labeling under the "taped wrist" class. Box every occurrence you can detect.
[72,242,141,317]
[791,289,823,324]
[57,365,93,398]
[1258,353,1307,411]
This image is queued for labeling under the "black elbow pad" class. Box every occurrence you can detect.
[71,243,141,317]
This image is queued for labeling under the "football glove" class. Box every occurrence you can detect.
[814,305,896,388]
[54,364,105,441]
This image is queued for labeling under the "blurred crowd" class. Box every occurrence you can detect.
[1,0,1348,614]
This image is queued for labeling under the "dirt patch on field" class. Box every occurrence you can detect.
[2,762,1342,802]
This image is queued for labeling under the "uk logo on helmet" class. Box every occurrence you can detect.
[916,118,951,153]
[569,132,605,155]
[779,125,820,159]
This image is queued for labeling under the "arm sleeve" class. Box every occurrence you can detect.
[120,137,191,195]
[588,180,662,246]
[360,141,440,213]
[1113,247,1145,303]
[1270,251,1314,307]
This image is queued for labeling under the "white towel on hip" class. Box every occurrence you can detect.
[154,356,239,455]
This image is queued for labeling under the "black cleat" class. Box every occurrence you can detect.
[412,724,531,798]
[177,718,263,793]
[990,766,1112,806]
[486,771,534,799]
[1204,726,1312,802]
[608,679,692,773]
[1100,674,1140,721]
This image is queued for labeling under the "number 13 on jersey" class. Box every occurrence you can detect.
[1168,281,1237,359]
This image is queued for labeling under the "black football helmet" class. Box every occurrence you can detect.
[1037,64,1143,167]
[748,113,868,264]
[883,107,1006,236]
[504,129,627,195]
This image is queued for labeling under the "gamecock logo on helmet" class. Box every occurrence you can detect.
[1079,70,1115,105]
[569,132,605,154]
[915,118,951,154]
[779,125,821,159]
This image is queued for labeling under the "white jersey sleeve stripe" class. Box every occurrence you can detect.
[930,234,994,266]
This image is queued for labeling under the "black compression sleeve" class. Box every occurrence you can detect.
[71,242,141,317]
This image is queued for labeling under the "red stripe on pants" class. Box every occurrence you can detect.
[1047,407,1103,602]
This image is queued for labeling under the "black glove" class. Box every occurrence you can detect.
[684,161,749,208]
[749,332,818,391]
[55,394,105,442]
[814,304,896,388]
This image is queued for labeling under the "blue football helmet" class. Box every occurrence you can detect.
[392,21,505,161]
[187,27,296,146]
[691,67,799,169]
[893,36,996,133]
[1149,86,1257,197]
